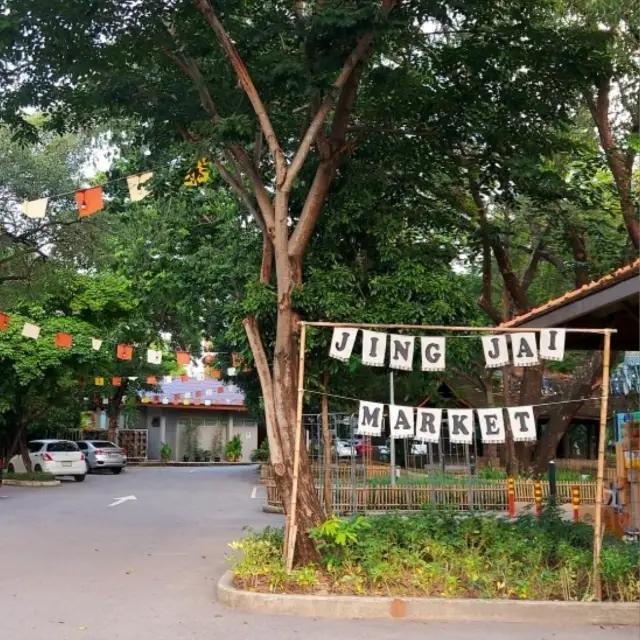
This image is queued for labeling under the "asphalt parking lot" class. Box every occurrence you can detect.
[0,466,636,640]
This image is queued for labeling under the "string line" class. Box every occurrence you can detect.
[302,388,613,409]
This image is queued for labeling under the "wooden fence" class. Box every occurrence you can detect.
[265,479,597,515]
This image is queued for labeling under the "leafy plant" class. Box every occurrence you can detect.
[159,441,171,464]
[225,434,243,462]
[250,439,269,463]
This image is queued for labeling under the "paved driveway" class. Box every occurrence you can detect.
[0,466,635,639]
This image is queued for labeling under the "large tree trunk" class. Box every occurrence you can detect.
[19,428,32,474]
[532,350,603,475]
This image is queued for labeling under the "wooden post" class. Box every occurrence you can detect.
[593,329,612,601]
[507,476,516,518]
[572,485,580,523]
[285,322,307,572]
[534,480,543,516]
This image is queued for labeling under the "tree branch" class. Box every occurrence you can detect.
[195,0,287,181]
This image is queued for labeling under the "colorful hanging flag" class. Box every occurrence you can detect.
[22,197,49,219]
[22,323,41,339]
[183,398,190,406]
[163,375,173,384]
[152,395,160,404]
[91,338,102,351]
[147,349,162,365]
[141,396,150,404]
[204,399,211,406]
[173,394,180,404]
[184,157,210,186]
[75,186,104,217]
[126,172,154,202]
[194,398,201,406]
[196,372,204,381]
[117,344,133,361]
[55,332,72,349]
[181,374,189,383]
[112,377,122,387]
[217,386,224,393]
[0,313,9,331]
[211,369,221,379]
[146,376,157,385]
[95,377,105,386]
[176,351,190,365]
[195,390,202,398]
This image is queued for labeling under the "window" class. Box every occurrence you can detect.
[28,441,44,453]
[77,442,87,450]
[89,441,117,448]
[46,441,79,452]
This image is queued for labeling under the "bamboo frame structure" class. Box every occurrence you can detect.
[285,321,615,592]
[593,329,612,600]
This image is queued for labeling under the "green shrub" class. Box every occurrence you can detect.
[3,471,56,482]
[229,508,639,601]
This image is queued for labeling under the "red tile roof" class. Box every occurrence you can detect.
[500,259,640,328]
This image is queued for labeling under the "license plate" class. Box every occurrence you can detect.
[62,461,72,467]
[108,452,118,457]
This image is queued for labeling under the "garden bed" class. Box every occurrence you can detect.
[2,471,59,486]
[230,509,639,603]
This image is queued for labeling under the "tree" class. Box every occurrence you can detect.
[0,0,621,560]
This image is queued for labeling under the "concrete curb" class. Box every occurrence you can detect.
[127,461,257,468]
[2,479,61,487]
[217,572,639,626]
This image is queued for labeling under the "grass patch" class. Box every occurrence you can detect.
[2,471,56,482]
[230,508,639,602]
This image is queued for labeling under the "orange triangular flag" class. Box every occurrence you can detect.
[117,344,133,361]
[75,186,103,217]
[176,351,190,365]
[95,377,105,386]
[173,394,180,404]
[112,377,122,387]
[211,369,221,379]
[0,313,9,331]
[195,390,202,398]
[146,376,157,384]
[55,332,72,349]
[152,395,159,404]
[181,374,189,382]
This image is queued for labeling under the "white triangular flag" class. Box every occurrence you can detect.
[127,376,138,381]
[357,401,384,436]
[329,327,358,362]
[227,367,237,376]
[184,392,191,399]
[420,337,446,371]
[126,172,153,202]
[510,333,538,367]
[21,322,40,339]
[415,408,442,443]
[540,329,566,362]
[389,404,415,439]
[147,348,162,365]
[91,338,102,351]
[389,335,415,371]
[361,330,387,367]
[482,335,509,368]
[507,406,537,442]
[162,397,169,405]
[163,375,173,384]
[447,409,474,444]
[204,399,212,406]
[196,372,205,381]
[477,408,505,444]
[22,197,48,219]
[205,388,213,397]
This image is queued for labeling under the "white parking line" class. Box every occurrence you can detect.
[251,486,258,499]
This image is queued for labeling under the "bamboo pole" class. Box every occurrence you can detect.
[301,321,614,334]
[593,329,612,601]
[285,322,307,572]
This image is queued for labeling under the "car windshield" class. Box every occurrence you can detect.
[91,441,117,448]
[46,441,79,452]
[28,441,44,453]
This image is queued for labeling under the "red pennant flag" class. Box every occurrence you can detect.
[195,390,202,398]
[75,186,103,217]
[55,332,72,349]
[146,376,157,384]
[0,313,9,331]
[194,398,201,406]
[176,351,190,365]
[112,377,122,387]
[211,369,221,379]
[152,395,159,404]
[173,394,180,404]
[217,386,224,393]
[117,344,133,361]
[181,374,189,382]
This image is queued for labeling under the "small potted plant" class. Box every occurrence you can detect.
[203,449,212,462]
[211,432,223,462]
[225,434,243,462]
[160,442,172,465]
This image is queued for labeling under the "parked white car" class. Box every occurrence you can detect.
[333,440,355,458]
[7,440,87,482]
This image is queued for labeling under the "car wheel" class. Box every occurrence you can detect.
[7,463,15,473]
[34,464,42,472]
[74,474,86,482]
[112,467,122,475]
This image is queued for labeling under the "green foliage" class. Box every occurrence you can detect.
[230,510,639,601]
[2,470,55,482]
[225,434,243,462]
[160,442,172,463]
[250,439,269,463]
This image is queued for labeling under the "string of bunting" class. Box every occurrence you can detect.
[19,156,211,220]
[303,388,608,447]
[329,327,566,369]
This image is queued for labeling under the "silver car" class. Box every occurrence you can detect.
[76,440,127,474]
